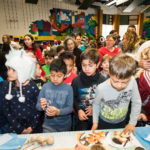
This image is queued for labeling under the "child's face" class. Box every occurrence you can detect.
[24,36,33,47]
[109,75,131,91]
[101,60,109,72]
[35,64,42,77]
[81,59,98,76]
[45,56,54,65]
[7,67,18,81]
[63,59,74,75]
[50,71,65,86]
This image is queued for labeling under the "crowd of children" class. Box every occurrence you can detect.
[0,27,150,139]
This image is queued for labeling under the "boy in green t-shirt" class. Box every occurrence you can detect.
[42,49,56,82]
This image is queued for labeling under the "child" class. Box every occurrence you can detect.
[100,55,111,81]
[60,51,77,85]
[92,54,141,135]
[138,46,150,123]
[33,62,45,90]
[0,50,41,134]
[72,48,105,130]
[36,58,73,132]
[24,34,43,64]
[42,50,56,82]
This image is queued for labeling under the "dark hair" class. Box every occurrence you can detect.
[50,58,67,75]
[128,25,136,30]
[9,35,13,40]
[75,34,82,39]
[44,49,56,58]
[109,30,117,35]
[59,51,75,63]
[109,53,136,79]
[106,34,117,41]
[24,34,39,52]
[2,34,11,44]
[56,45,64,53]
[80,48,100,64]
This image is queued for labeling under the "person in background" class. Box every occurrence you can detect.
[118,30,140,59]
[127,25,136,32]
[2,35,11,54]
[24,34,43,64]
[42,49,56,82]
[33,62,45,90]
[99,55,111,81]
[0,50,41,134]
[36,58,73,132]
[75,34,85,52]
[72,48,104,131]
[92,54,141,135]
[98,34,121,64]
[56,45,65,57]
[60,51,77,85]
[9,35,21,49]
[109,30,120,46]
[64,37,82,72]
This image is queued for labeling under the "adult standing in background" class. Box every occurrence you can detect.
[98,34,121,63]
[75,34,85,52]
[64,37,82,72]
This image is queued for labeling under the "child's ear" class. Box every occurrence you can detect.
[96,62,100,68]
[64,74,67,78]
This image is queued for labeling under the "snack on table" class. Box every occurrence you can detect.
[79,131,106,147]
[135,147,145,150]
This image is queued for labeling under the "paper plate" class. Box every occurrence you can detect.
[106,131,136,148]
[79,131,107,147]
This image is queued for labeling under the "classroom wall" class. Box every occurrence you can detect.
[0,0,97,43]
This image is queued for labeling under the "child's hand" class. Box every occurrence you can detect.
[91,123,98,133]
[85,106,92,116]
[46,106,60,116]
[138,113,148,122]
[40,98,47,110]
[22,127,32,134]
[78,109,88,121]
[45,74,50,80]
[122,124,135,135]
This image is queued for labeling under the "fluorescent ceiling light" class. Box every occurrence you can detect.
[106,0,116,6]
[116,0,129,6]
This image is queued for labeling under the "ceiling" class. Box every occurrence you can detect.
[75,0,150,14]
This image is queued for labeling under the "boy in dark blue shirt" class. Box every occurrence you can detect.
[72,48,104,130]
[36,58,73,132]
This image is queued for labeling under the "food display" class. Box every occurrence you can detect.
[16,135,54,150]
[106,131,145,149]
[79,131,107,147]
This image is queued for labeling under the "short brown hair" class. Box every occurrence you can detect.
[109,53,136,79]
[100,55,111,66]
[80,48,100,64]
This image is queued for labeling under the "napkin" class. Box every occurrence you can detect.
[135,127,150,150]
[0,133,26,150]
